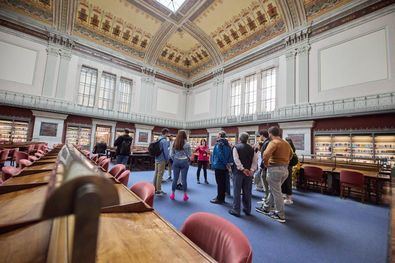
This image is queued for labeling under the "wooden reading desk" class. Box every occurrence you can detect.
[300,157,390,203]
[0,144,215,262]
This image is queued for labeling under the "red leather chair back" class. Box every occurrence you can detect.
[117,170,130,187]
[2,166,21,180]
[19,159,33,169]
[90,154,98,162]
[303,166,323,179]
[109,164,126,178]
[340,170,364,186]
[97,156,107,165]
[28,155,39,162]
[15,152,29,167]
[100,158,110,172]
[130,181,154,207]
[0,149,10,163]
[181,212,252,263]
[27,144,36,154]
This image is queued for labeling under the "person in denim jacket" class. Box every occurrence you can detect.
[169,130,192,201]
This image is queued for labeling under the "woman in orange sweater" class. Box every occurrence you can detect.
[195,139,210,184]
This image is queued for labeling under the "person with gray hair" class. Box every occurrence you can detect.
[228,132,258,217]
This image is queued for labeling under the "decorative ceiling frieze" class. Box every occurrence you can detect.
[0,0,388,84]
[0,0,53,25]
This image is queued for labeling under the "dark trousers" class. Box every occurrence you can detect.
[232,169,253,214]
[281,166,293,195]
[116,155,129,166]
[215,169,228,202]
[197,160,208,181]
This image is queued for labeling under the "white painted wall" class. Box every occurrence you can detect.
[309,12,395,102]
[0,30,46,96]
[31,111,68,147]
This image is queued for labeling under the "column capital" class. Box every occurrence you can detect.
[47,44,60,56]
[59,48,73,60]
[285,49,297,61]
[297,43,311,56]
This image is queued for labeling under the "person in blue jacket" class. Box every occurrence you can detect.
[210,131,233,204]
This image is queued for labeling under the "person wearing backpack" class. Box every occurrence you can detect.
[282,137,298,205]
[210,131,233,204]
[114,129,133,165]
[151,128,170,195]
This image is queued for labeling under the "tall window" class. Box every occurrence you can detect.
[97,72,116,110]
[118,78,133,113]
[261,68,276,112]
[78,66,97,107]
[230,79,241,116]
[244,74,257,115]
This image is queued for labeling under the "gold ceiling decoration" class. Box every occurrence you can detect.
[0,0,365,79]
[73,0,161,60]
[194,0,286,60]
[304,0,353,21]
[0,0,53,25]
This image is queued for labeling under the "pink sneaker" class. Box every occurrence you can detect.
[170,193,175,200]
[183,193,189,201]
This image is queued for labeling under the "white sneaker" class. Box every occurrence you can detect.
[284,199,293,205]
[257,200,265,205]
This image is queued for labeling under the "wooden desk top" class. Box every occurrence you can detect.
[0,220,52,263]
[300,162,380,178]
[97,212,214,263]
[0,185,47,227]
[2,171,51,186]
[20,163,56,175]
[114,183,140,205]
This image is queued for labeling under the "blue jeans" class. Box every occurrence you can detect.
[172,158,189,192]
[116,155,129,166]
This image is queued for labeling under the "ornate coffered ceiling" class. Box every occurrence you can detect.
[0,0,383,81]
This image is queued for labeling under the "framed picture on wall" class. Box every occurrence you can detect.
[138,131,149,143]
[39,122,58,137]
[287,134,305,151]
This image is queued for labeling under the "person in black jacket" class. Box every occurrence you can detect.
[282,137,296,205]
[229,132,258,217]
[114,129,133,165]
[93,140,107,156]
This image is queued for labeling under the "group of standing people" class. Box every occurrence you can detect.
[113,126,296,223]
[209,127,295,223]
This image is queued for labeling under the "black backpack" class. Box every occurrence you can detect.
[148,138,165,157]
[289,151,299,167]
[119,138,132,155]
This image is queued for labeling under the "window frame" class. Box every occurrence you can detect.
[261,67,276,112]
[118,77,133,113]
[244,74,257,115]
[97,72,116,110]
[230,79,242,116]
[77,66,98,107]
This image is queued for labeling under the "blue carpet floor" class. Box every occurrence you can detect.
[126,166,389,263]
